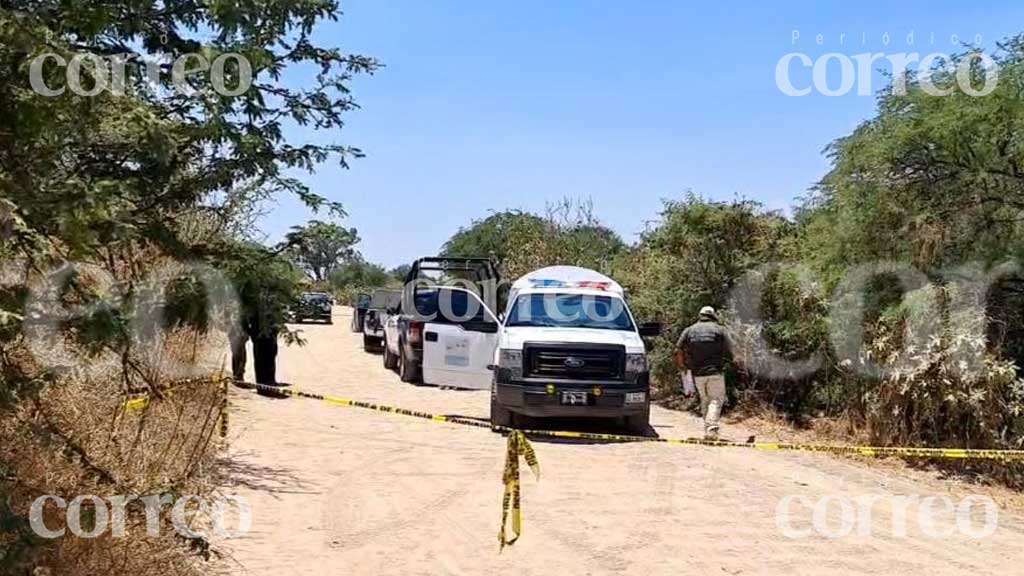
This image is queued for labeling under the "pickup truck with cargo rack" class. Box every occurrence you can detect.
[383,257,500,383]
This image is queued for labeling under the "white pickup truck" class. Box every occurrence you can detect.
[399,265,660,435]
[382,257,501,383]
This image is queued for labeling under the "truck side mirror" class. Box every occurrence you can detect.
[638,322,662,338]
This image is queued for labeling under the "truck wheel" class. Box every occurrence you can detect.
[363,334,378,352]
[383,337,399,370]
[490,397,514,430]
[624,404,652,437]
[398,344,420,383]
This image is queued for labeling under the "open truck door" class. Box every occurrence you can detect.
[421,287,499,390]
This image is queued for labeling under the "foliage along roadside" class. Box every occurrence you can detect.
[438,39,1024,487]
[0,1,375,572]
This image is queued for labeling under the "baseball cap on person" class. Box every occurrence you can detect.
[699,306,717,320]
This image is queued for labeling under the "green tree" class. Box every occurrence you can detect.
[227,241,306,340]
[0,2,374,569]
[329,258,392,291]
[1,2,377,266]
[441,210,547,271]
[389,264,412,282]
[441,202,625,280]
[803,37,1024,280]
[283,220,360,282]
[794,38,1024,466]
[616,195,794,395]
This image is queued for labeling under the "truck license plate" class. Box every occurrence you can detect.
[625,392,646,404]
[560,391,588,405]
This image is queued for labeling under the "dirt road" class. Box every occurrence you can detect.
[219,307,1023,576]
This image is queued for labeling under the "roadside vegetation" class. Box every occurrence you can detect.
[442,40,1024,487]
[0,1,373,573]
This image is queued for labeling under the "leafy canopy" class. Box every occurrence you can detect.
[283,220,360,282]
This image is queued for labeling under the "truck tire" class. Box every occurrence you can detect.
[382,337,398,370]
[624,403,652,437]
[398,343,420,383]
[490,396,514,430]
[363,334,378,352]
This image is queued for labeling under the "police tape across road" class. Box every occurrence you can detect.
[231,380,1024,550]
[232,381,1024,462]
[124,377,1024,550]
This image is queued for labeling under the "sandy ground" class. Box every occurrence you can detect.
[217,307,1024,576]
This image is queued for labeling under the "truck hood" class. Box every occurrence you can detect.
[499,326,645,353]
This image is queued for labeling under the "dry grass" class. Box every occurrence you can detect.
[721,394,1024,515]
[0,328,232,576]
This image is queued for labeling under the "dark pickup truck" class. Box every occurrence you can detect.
[350,292,371,333]
[363,288,401,351]
[292,292,334,324]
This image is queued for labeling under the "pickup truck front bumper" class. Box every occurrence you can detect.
[494,378,649,418]
[295,309,332,321]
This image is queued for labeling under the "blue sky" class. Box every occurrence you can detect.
[262,0,1024,268]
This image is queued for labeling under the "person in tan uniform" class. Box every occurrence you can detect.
[674,306,733,440]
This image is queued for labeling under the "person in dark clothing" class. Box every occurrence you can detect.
[251,333,278,385]
[244,288,282,386]
[228,322,248,382]
[675,306,733,439]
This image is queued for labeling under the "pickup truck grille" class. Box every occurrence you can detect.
[524,343,625,381]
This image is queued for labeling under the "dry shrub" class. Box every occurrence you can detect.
[865,285,1024,486]
[0,327,231,576]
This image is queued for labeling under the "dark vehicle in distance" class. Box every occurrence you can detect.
[351,292,371,332]
[363,289,402,351]
[293,292,334,324]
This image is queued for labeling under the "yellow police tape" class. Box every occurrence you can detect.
[241,382,1024,462]
[218,377,230,439]
[238,381,1024,550]
[122,375,228,412]
[499,430,540,552]
[122,375,214,409]
[123,375,231,445]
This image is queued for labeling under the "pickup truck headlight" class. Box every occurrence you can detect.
[625,353,648,374]
[499,349,523,380]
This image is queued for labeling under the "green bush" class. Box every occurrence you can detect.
[615,196,793,398]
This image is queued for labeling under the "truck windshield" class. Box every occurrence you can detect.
[505,293,634,331]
